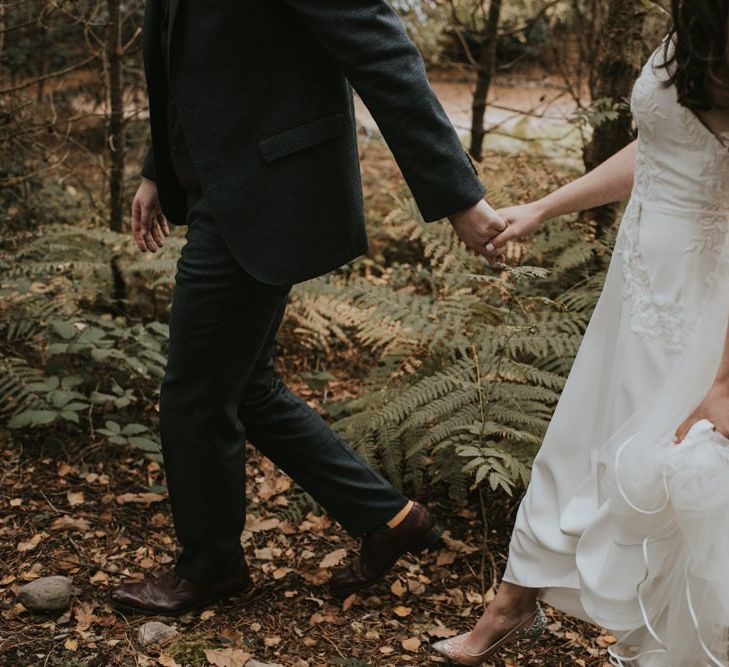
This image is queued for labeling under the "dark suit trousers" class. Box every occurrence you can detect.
[160,188,408,584]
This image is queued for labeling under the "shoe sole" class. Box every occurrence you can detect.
[111,581,255,618]
[330,522,444,598]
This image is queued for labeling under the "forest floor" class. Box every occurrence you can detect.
[0,419,617,667]
[0,142,614,667]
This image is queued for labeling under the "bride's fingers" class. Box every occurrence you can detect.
[487,225,516,253]
[674,418,693,444]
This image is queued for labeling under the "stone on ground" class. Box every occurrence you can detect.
[138,621,179,646]
[17,576,72,612]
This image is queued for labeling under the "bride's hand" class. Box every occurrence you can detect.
[484,202,548,259]
[674,382,729,443]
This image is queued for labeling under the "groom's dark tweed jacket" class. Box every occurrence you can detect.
[141,0,485,285]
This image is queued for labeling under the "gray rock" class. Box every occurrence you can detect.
[17,576,72,612]
[138,621,179,646]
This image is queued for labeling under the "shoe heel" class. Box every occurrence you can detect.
[408,522,444,555]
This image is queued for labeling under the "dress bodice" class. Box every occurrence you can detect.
[615,43,729,357]
[631,43,729,214]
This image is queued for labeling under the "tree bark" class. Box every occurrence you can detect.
[0,3,5,85]
[469,0,503,162]
[106,0,124,232]
[581,0,646,238]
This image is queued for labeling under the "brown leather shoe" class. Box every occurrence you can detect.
[329,501,442,596]
[110,565,253,616]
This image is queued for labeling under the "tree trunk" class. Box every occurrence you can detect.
[106,0,124,232]
[582,0,646,238]
[0,3,5,84]
[469,0,503,162]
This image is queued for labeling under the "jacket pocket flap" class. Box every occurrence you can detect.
[259,113,347,162]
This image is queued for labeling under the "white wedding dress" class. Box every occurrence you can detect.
[503,45,729,666]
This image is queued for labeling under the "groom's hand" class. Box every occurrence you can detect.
[448,200,508,260]
[131,177,169,253]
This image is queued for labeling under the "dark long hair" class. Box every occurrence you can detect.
[662,0,729,111]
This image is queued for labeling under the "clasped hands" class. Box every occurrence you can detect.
[448,198,547,262]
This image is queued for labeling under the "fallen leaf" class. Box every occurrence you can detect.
[466,590,483,605]
[393,605,412,617]
[319,548,347,569]
[245,516,280,533]
[425,624,458,639]
[157,655,181,667]
[64,638,78,651]
[203,648,251,667]
[17,533,46,552]
[390,580,406,597]
[441,531,479,554]
[254,547,277,560]
[51,516,91,532]
[257,475,292,501]
[74,602,98,632]
[116,493,165,505]
[200,609,216,621]
[67,491,85,506]
[300,568,330,585]
[436,551,457,566]
[402,637,421,652]
[89,570,109,585]
[57,463,73,477]
[272,567,292,580]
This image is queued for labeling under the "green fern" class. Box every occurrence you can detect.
[289,186,611,501]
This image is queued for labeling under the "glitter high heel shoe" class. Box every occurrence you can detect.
[432,603,547,665]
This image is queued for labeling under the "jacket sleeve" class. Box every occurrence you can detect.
[282,0,485,222]
[141,145,156,182]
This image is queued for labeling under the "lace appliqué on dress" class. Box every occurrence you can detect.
[618,199,687,355]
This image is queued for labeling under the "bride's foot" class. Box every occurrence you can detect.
[432,584,544,664]
[466,584,540,654]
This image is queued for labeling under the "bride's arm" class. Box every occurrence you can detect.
[485,140,637,255]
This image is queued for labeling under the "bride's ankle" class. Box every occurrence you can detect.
[490,590,537,619]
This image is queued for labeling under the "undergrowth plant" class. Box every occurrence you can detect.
[1,149,614,504]
[0,226,181,461]
[289,191,613,503]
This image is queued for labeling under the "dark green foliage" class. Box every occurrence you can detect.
[0,225,178,461]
